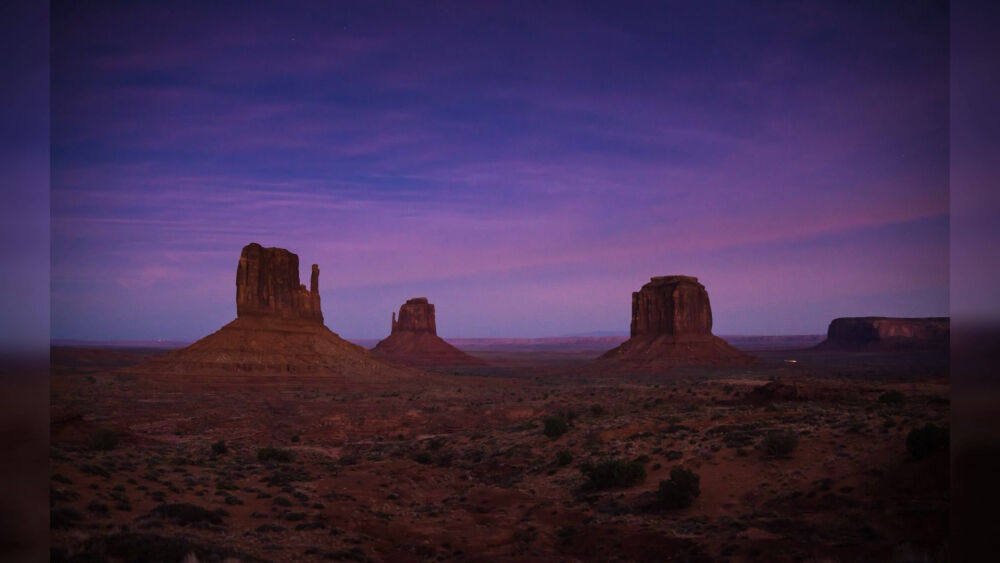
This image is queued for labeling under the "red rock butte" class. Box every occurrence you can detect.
[133,243,412,377]
[599,276,754,367]
[372,298,484,366]
[815,317,950,350]
[236,243,323,323]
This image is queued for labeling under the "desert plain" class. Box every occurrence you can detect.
[49,338,949,562]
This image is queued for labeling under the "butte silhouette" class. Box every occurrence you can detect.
[134,243,410,377]
[372,298,484,366]
[815,316,949,350]
[599,275,754,367]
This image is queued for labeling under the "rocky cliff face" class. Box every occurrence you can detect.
[601,275,753,367]
[818,317,949,349]
[630,276,712,336]
[391,297,436,335]
[236,243,323,323]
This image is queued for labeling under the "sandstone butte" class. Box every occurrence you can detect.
[815,316,950,350]
[133,243,412,377]
[372,298,485,366]
[599,275,754,367]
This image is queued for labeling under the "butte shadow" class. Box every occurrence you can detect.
[371,298,485,367]
[132,243,413,377]
[598,275,755,369]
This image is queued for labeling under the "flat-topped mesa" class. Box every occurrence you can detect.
[818,317,949,350]
[631,275,712,337]
[391,297,436,335]
[235,243,323,323]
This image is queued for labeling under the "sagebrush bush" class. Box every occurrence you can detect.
[543,410,576,439]
[257,446,293,463]
[878,390,906,405]
[556,450,573,466]
[906,423,949,460]
[761,429,799,458]
[152,503,226,526]
[89,428,119,451]
[581,458,646,490]
[211,440,228,455]
[657,466,701,509]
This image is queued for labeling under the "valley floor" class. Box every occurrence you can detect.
[49,345,949,562]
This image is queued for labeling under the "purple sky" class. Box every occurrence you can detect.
[51,1,949,340]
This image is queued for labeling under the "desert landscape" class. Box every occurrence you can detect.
[49,245,950,562]
[45,3,956,561]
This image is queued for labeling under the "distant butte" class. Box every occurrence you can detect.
[815,317,949,350]
[599,275,754,367]
[134,243,412,377]
[372,298,485,366]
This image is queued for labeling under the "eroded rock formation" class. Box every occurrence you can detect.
[134,243,413,378]
[236,243,322,323]
[600,276,753,367]
[630,275,712,336]
[816,317,949,350]
[391,297,436,334]
[374,298,483,366]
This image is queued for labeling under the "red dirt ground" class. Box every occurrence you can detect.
[50,341,949,562]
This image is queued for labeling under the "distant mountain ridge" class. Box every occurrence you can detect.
[55,334,826,353]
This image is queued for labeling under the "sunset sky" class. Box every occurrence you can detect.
[50,1,949,340]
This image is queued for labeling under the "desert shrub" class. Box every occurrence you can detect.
[425,437,447,450]
[291,435,300,443]
[151,503,225,526]
[543,410,576,439]
[412,452,432,465]
[50,507,83,529]
[657,467,701,509]
[581,458,646,490]
[906,423,949,460]
[266,466,311,487]
[878,390,906,405]
[89,428,119,451]
[87,500,109,513]
[211,440,227,455]
[79,464,110,478]
[555,450,573,466]
[214,479,238,491]
[590,404,606,416]
[257,446,293,463]
[760,429,799,458]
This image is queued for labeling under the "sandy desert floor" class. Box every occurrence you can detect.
[49,342,949,562]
